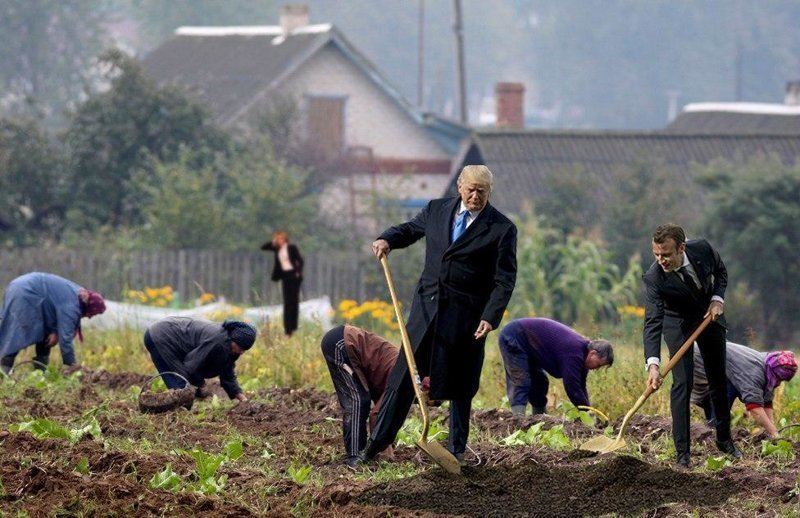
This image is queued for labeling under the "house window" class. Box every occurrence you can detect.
[306,95,346,157]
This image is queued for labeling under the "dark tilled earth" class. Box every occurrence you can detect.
[1,368,798,516]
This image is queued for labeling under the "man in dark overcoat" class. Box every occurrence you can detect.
[643,223,742,468]
[362,165,517,465]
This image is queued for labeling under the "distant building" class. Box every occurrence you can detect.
[445,81,800,216]
[141,5,468,233]
[666,81,800,134]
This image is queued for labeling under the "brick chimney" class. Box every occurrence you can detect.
[785,80,800,106]
[495,82,525,129]
[280,4,309,34]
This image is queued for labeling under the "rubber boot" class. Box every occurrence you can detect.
[32,355,50,371]
[0,355,13,375]
[510,405,527,416]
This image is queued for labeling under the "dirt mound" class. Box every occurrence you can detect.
[358,455,738,517]
[82,368,151,390]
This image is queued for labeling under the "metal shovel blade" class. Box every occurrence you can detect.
[417,438,462,474]
[580,434,626,453]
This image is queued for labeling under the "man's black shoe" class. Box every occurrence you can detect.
[716,440,743,460]
[676,452,691,468]
[358,439,380,462]
[344,456,361,468]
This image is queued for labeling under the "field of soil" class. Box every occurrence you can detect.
[1,368,799,516]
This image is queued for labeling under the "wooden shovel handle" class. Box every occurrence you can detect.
[658,314,713,378]
[379,255,431,428]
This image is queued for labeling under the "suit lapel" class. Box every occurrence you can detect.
[441,198,460,250]
[446,203,492,255]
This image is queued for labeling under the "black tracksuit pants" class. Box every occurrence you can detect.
[322,325,371,458]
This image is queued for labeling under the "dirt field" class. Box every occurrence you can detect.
[1,368,798,516]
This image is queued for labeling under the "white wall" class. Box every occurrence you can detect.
[274,44,448,160]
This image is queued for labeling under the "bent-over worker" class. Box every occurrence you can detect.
[1,272,106,374]
[693,343,797,439]
[143,317,255,401]
[321,324,399,467]
[498,317,613,416]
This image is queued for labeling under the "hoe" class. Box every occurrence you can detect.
[580,314,712,454]
[380,255,461,475]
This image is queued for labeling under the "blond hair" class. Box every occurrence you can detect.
[458,165,493,192]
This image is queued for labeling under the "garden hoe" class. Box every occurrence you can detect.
[580,314,713,454]
[380,255,461,475]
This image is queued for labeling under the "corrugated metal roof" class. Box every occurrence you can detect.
[448,130,800,215]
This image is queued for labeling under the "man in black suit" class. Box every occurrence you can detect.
[362,165,517,465]
[643,223,742,468]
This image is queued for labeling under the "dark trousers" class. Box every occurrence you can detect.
[499,331,549,410]
[322,325,371,458]
[280,273,301,335]
[697,381,740,424]
[670,322,730,454]
[143,330,186,389]
[368,333,472,456]
[1,340,51,372]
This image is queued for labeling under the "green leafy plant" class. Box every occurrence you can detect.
[762,440,795,461]
[11,417,102,444]
[501,423,572,450]
[557,402,595,426]
[149,464,183,492]
[704,456,732,471]
[75,457,90,475]
[287,464,313,485]
[396,416,448,447]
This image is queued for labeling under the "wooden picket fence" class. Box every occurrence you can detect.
[0,248,372,305]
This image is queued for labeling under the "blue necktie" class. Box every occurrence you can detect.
[452,210,469,243]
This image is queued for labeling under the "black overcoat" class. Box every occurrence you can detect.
[379,197,517,400]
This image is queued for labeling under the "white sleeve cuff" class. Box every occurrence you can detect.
[711,295,724,304]
[646,357,660,370]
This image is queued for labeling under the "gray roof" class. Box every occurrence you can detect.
[142,29,330,125]
[448,130,800,215]
[141,25,468,150]
[667,110,800,134]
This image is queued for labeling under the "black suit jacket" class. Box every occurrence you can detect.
[260,242,304,282]
[643,239,727,362]
[379,197,517,399]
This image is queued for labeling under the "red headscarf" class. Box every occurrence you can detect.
[82,290,106,318]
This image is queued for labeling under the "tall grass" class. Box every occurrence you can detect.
[19,316,798,431]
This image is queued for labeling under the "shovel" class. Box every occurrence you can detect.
[379,255,461,475]
[580,314,713,453]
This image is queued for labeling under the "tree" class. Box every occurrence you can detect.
[603,159,698,270]
[64,49,229,233]
[0,116,66,245]
[136,140,317,251]
[535,165,600,236]
[508,207,641,326]
[698,155,800,343]
[0,0,109,124]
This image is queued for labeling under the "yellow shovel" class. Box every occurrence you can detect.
[580,314,713,453]
[380,255,461,474]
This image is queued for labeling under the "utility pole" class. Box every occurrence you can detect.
[452,0,467,123]
[417,0,425,108]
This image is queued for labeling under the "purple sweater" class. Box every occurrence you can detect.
[502,318,591,406]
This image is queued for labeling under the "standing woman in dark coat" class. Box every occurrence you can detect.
[261,231,304,336]
[143,317,255,401]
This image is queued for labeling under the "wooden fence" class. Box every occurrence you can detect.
[0,248,375,305]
